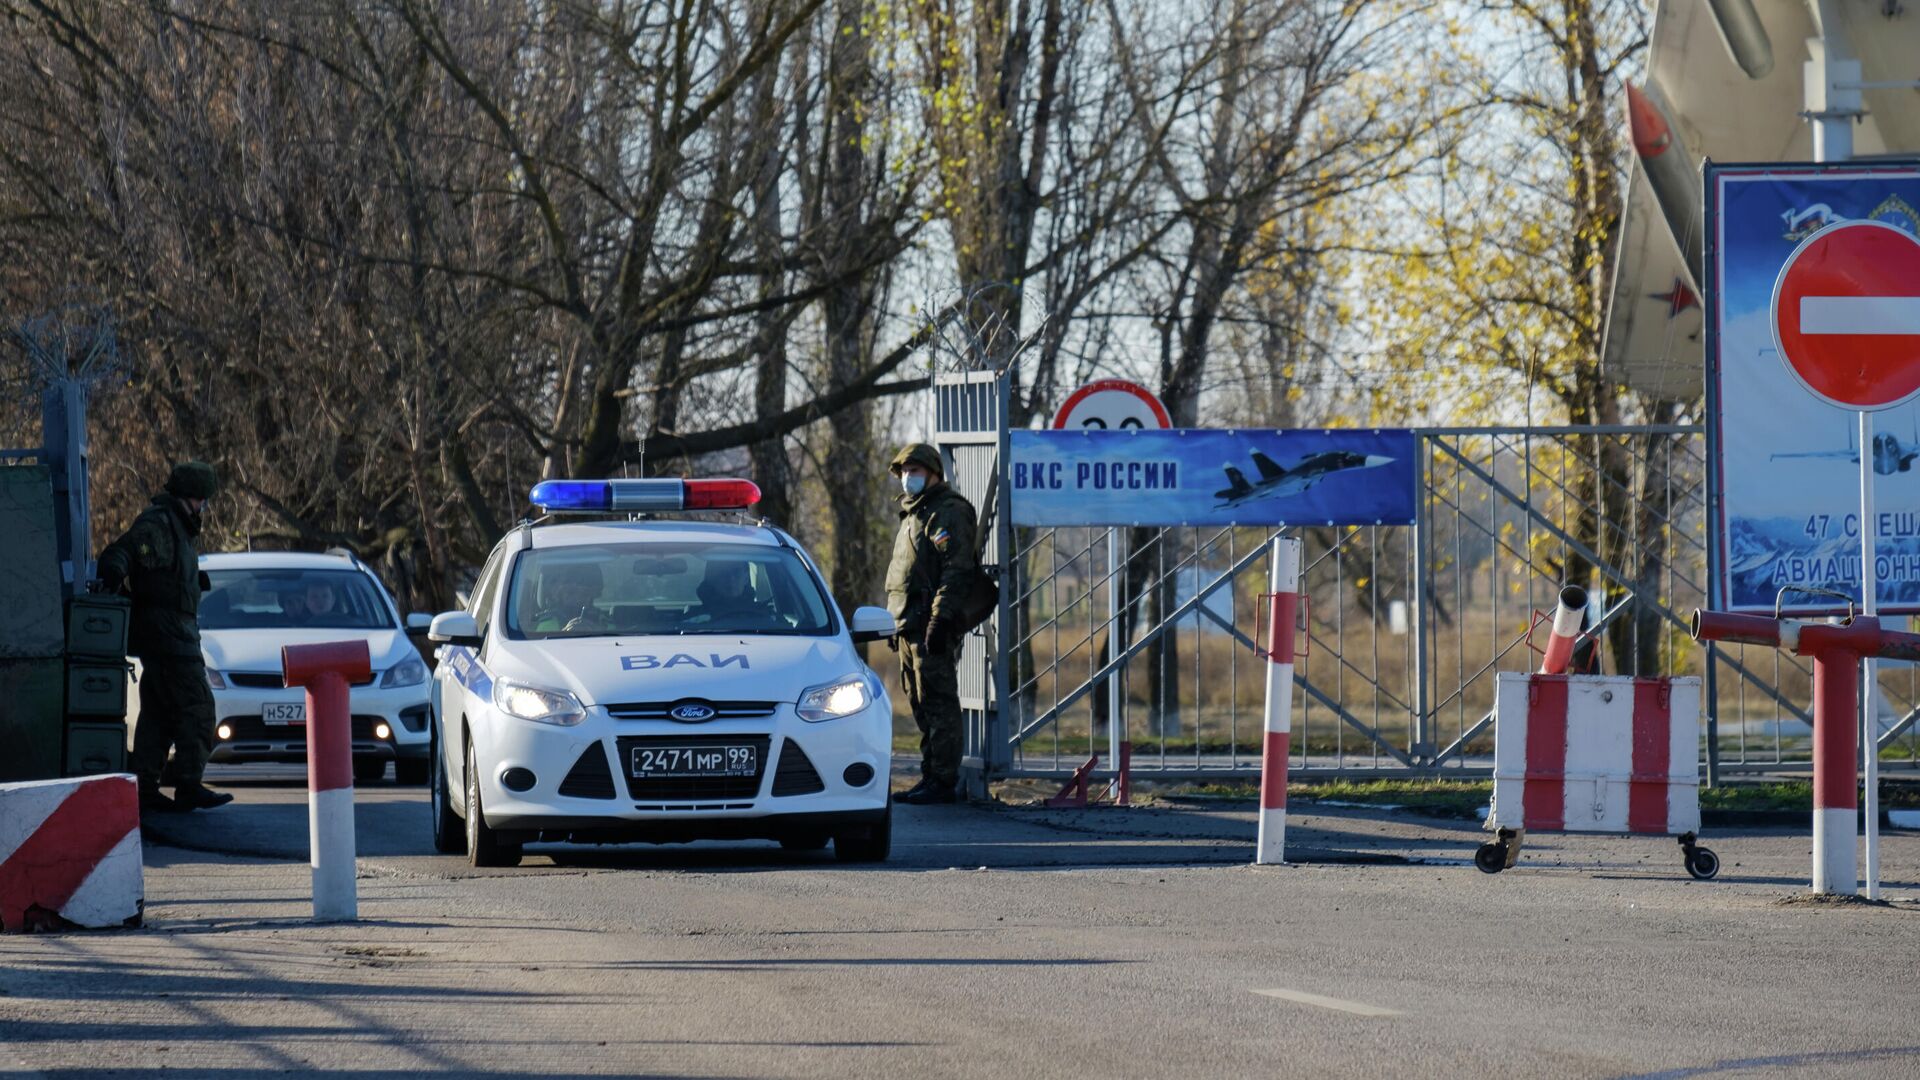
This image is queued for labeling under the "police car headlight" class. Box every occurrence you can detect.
[797,675,872,722]
[492,679,587,727]
[381,657,428,689]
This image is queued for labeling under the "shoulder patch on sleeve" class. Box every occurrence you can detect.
[930,526,951,550]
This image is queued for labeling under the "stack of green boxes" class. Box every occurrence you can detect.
[0,466,68,782]
[64,593,131,776]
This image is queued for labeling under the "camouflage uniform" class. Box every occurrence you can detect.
[884,444,977,792]
[98,463,219,801]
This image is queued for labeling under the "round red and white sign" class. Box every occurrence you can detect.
[1051,379,1172,430]
[1771,220,1920,411]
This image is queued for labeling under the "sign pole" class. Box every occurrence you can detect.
[1108,526,1124,800]
[1860,409,1879,899]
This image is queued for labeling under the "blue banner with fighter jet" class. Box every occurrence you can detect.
[1008,429,1417,527]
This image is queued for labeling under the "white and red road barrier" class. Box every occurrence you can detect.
[1538,585,1589,676]
[1490,674,1702,837]
[1692,609,1920,895]
[1256,537,1302,865]
[282,640,371,921]
[0,774,142,932]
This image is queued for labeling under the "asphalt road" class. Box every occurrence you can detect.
[7,766,1920,1078]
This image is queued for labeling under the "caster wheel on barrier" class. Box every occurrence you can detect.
[1684,846,1720,881]
[1474,842,1508,874]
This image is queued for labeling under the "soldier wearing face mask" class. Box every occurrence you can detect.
[882,443,977,805]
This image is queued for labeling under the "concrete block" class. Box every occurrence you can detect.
[0,774,143,931]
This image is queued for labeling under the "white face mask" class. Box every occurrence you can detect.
[901,473,927,496]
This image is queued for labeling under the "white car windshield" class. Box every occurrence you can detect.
[506,542,835,639]
[201,568,395,630]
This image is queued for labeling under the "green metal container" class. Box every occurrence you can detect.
[64,721,128,777]
[0,658,65,781]
[66,660,129,717]
[0,466,64,659]
[66,594,130,659]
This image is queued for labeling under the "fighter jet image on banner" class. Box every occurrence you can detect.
[1214,450,1395,510]
[1771,418,1920,476]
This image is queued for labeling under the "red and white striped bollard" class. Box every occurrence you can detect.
[1256,536,1301,865]
[282,640,370,921]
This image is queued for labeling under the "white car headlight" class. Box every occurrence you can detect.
[381,657,429,688]
[492,678,587,726]
[797,675,873,722]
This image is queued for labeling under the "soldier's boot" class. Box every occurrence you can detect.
[892,778,933,803]
[175,783,234,811]
[901,780,957,805]
[139,785,181,815]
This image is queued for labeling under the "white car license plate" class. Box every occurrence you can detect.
[631,745,757,778]
[263,702,307,725]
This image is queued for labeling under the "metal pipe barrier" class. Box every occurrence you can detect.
[282,640,370,921]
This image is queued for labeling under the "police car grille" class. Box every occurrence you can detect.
[604,701,778,722]
[770,738,825,796]
[557,745,618,799]
[616,734,771,801]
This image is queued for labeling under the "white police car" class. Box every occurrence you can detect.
[425,478,898,867]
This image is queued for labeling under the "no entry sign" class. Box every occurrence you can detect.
[1771,220,1920,411]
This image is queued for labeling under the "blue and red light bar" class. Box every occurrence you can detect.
[530,478,762,514]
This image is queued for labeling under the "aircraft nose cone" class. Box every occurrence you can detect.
[1363,455,1393,468]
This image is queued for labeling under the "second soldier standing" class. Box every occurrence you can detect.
[884,443,976,805]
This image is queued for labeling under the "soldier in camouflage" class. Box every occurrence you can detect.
[884,443,976,805]
[98,461,233,815]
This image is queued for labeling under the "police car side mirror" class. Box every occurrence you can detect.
[428,610,481,647]
[849,606,896,644]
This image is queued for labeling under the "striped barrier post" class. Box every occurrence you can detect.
[282,640,370,921]
[1538,585,1588,675]
[0,775,143,932]
[1256,536,1301,866]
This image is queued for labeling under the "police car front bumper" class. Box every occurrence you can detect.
[473,701,892,840]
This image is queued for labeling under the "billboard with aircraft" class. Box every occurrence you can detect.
[1707,162,1920,613]
[1007,429,1416,527]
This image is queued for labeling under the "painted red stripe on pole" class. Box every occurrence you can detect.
[307,673,353,793]
[1812,654,1860,811]
[0,780,136,930]
[1269,593,1296,664]
[1628,680,1671,834]
[1259,731,1290,809]
[1522,676,1568,831]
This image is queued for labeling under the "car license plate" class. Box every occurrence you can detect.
[631,745,757,778]
[263,702,307,725]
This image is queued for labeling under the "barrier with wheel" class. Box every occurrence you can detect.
[1477,671,1716,881]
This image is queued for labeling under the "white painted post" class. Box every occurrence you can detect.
[1860,411,1880,899]
[1256,536,1301,865]
[1108,527,1124,801]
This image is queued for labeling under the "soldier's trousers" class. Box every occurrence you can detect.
[900,639,963,787]
[130,656,216,792]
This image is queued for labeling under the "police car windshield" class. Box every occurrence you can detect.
[505,542,835,639]
[200,569,395,631]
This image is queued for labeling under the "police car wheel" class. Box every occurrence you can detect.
[430,726,465,855]
[833,803,892,863]
[779,834,830,851]
[465,740,522,868]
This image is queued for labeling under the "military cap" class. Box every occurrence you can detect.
[888,443,946,478]
[165,461,219,499]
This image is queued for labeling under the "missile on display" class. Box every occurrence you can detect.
[1703,0,1774,79]
[1625,81,1704,290]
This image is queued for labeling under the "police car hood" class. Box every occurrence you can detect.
[201,627,415,675]
[494,635,864,706]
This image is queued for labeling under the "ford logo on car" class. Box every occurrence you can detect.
[669,702,717,723]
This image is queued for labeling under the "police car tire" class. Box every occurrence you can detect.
[465,740,522,868]
[430,726,465,855]
[833,802,891,863]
